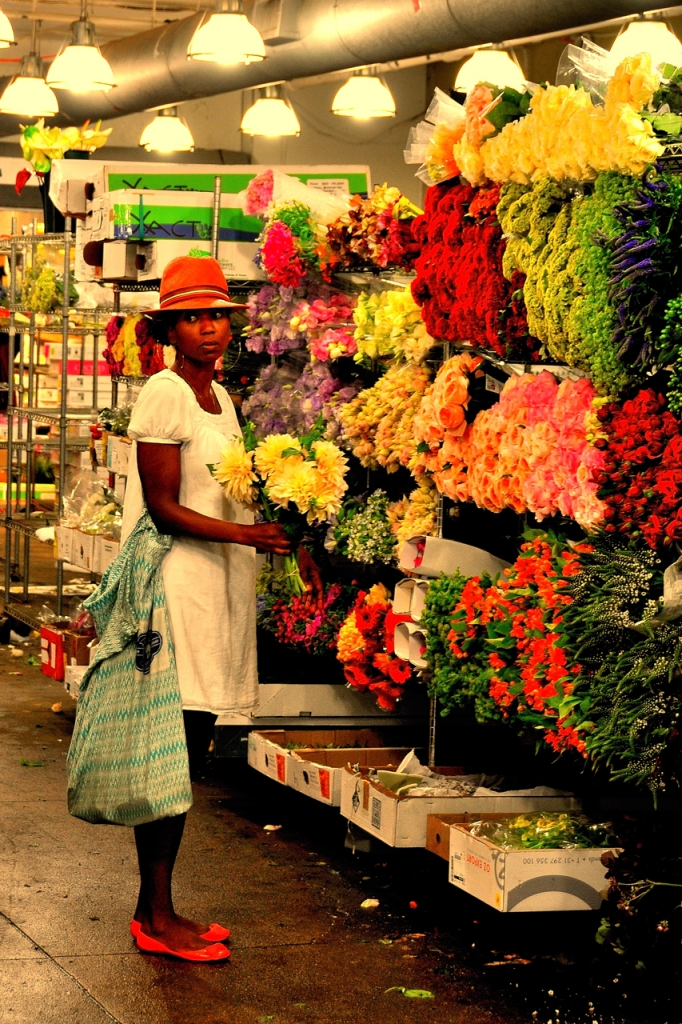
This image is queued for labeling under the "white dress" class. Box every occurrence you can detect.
[121,369,258,715]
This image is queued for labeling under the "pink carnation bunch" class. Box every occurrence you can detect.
[260,220,306,288]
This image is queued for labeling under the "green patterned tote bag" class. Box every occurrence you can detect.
[67,512,192,826]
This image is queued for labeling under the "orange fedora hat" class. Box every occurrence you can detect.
[144,255,247,315]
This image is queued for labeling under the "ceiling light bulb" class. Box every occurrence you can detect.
[139,107,194,153]
[454,48,526,94]
[0,7,15,48]
[332,70,396,119]
[188,0,265,66]
[610,18,682,70]
[46,14,114,93]
[0,51,58,117]
[240,86,300,137]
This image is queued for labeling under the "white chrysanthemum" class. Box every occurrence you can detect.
[213,439,258,508]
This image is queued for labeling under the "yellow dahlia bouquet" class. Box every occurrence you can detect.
[210,419,348,595]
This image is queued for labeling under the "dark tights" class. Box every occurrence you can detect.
[133,711,217,949]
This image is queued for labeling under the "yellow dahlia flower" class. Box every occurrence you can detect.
[213,438,258,508]
[254,434,303,479]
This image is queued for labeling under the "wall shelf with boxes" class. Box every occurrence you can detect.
[0,220,116,628]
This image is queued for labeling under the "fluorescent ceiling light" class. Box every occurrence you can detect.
[47,12,115,93]
[188,0,266,66]
[0,7,15,48]
[240,85,300,137]
[139,107,194,153]
[455,48,526,94]
[0,52,58,117]
[332,69,396,119]
[610,17,682,69]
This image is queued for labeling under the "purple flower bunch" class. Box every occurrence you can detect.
[242,284,308,356]
[244,360,361,438]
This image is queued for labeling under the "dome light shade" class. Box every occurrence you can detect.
[332,69,396,119]
[47,46,115,93]
[46,9,115,93]
[240,86,300,137]
[610,18,682,70]
[188,0,265,65]
[0,51,58,117]
[0,8,15,48]
[139,107,194,153]
[454,48,526,94]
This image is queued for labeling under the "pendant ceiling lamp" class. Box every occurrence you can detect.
[187,0,266,66]
[240,85,300,137]
[0,22,58,117]
[139,107,194,153]
[46,1,115,93]
[454,47,526,94]
[331,68,396,119]
[610,17,682,70]
[0,6,15,48]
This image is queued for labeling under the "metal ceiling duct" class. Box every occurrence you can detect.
[0,0,650,136]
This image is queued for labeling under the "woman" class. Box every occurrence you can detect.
[120,255,320,960]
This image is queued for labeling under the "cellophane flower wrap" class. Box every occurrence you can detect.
[336,583,413,711]
[338,362,431,475]
[257,563,357,657]
[410,179,539,359]
[448,531,591,754]
[210,420,348,595]
[353,290,434,364]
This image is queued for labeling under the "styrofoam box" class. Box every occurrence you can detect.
[448,816,619,912]
[107,435,131,476]
[340,767,580,849]
[399,536,511,579]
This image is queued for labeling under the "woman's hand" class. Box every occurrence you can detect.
[298,544,324,612]
[245,523,292,556]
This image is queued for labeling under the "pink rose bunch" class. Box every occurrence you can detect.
[245,169,274,217]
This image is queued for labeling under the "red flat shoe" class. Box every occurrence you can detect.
[135,928,230,962]
[131,920,230,942]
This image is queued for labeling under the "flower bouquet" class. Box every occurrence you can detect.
[256,201,324,287]
[257,565,357,658]
[324,184,422,273]
[336,583,413,711]
[352,290,435,365]
[329,489,397,565]
[210,419,348,595]
[244,361,361,439]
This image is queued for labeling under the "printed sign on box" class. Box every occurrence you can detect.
[447,818,619,912]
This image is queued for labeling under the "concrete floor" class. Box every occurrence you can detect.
[0,642,652,1024]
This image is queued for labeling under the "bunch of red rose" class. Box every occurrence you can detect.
[336,585,413,712]
[410,179,539,359]
[449,533,589,755]
[595,388,682,549]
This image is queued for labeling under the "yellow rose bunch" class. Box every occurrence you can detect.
[338,362,431,474]
[353,290,434,364]
[478,55,663,184]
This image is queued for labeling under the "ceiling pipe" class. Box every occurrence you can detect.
[0,0,654,136]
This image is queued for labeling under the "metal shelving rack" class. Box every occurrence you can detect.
[0,218,114,627]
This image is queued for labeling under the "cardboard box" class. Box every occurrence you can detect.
[340,767,579,849]
[40,624,68,681]
[93,536,119,574]
[426,813,462,861]
[247,729,406,795]
[63,630,93,667]
[55,525,75,563]
[393,579,430,622]
[106,435,131,476]
[64,663,87,699]
[70,531,95,570]
[447,815,619,913]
